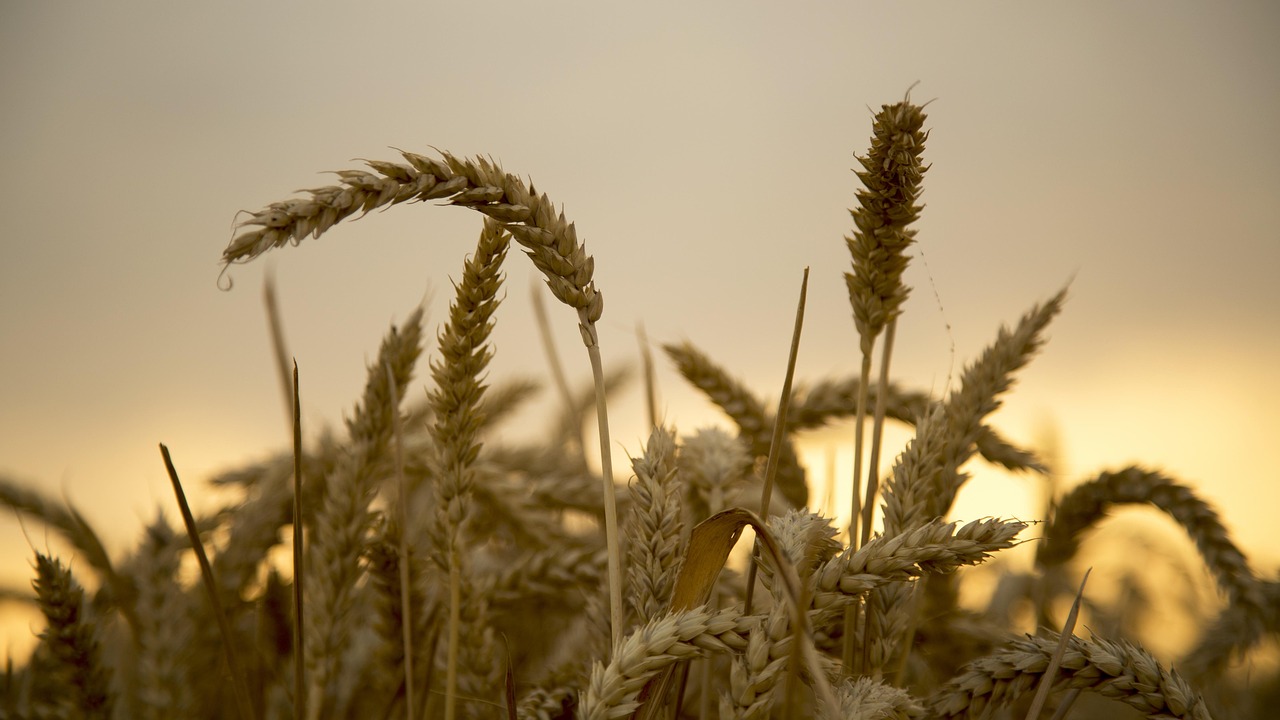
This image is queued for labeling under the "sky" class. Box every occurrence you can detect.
[1,1,1277,661]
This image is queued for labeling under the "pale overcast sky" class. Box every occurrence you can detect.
[2,1,1277,657]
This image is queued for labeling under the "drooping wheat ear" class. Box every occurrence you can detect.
[32,553,113,719]
[624,425,684,625]
[679,426,752,522]
[819,677,925,720]
[881,288,1067,540]
[223,151,602,322]
[580,605,749,720]
[129,511,194,719]
[663,341,808,509]
[928,632,1213,720]
[1039,466,1269,671]
[1037,467,1265,635]
[305,307,424,719]
[427,219,509,720]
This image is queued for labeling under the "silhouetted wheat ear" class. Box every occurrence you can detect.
[32,553,113,719]
[1037,466,1263,615]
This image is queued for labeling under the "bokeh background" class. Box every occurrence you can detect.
[2,1,1277,664]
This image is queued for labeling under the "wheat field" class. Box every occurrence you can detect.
[0,91,1275,720]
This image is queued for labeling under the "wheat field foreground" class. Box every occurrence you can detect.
[2,93,1275,720]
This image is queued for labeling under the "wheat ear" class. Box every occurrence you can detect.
[305,308,423,719]
[32,553,113,719]
[580,606,750,720]
[624,425,684,625]
[427,219,509,720]
[1037,466,1261,615]
[0,476,135,632]
[928,632,1212,720]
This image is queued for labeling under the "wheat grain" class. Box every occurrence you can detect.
[678,427,752,522]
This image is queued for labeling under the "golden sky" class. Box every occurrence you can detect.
[1,1,1277,659]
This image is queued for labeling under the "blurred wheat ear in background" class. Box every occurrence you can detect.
[1,91,1276,720]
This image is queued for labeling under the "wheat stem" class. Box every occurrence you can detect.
[160,444,256,720]
[745,267,809,616]
[291,362,305,720]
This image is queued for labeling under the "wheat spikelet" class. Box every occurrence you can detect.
[663,341,808,509]
[305,307,424,718]
[580,606,749,720]
[32,552,113,719]
[624,425,684,625]
[788,378,1045,475]
[927,632,1212,720]
[820,676,925,720]
[678,427,752,522]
